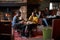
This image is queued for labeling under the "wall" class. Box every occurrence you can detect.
[39,0,50,10]
[0,0,27,3]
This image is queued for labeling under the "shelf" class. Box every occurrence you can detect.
[0,20,11,22]
[0,33,11,36]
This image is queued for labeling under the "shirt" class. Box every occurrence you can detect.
[29,16,38,24]
[12,16,17,27]
[56,11,60,16]
[12,16,22,27]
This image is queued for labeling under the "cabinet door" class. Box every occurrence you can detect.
[52,19,60,40]
[0,22,11,34]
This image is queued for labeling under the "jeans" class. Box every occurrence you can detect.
[42,18,48,26]
[13,23,26,37]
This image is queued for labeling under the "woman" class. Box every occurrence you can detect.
[27,12,38,37]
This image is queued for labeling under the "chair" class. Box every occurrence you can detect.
[52,19,60,40]
[38,18,42,25]
[32,18,42,37]
[0,21,11,40]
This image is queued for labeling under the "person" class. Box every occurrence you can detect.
[36,10,41,18]
[4,13,9,20]
[29,12,38,24]
[36,10,48,26]
[26,12,38,37]
[34,9,38,14]
[56,8,60,18]
[12,11,26,37]
[44,7,50,17]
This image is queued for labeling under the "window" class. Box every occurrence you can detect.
[49,3,53,10]
[49,2,59,10]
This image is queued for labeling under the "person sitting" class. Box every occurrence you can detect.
[29,12,38,24]
[36,10,48,26]
[44,7,50,17]
[26,12,38,37]
[56,8,60,18]
[4,13,9,20]
[36,10,42,25]
[12,11,26,37]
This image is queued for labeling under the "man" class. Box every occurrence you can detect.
[44,7,50,17]
[36,10,48,26]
